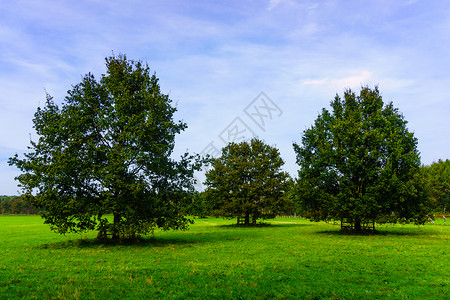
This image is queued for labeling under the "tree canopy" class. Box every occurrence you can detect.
[9,54,201,240]
[293,86,429,231]
[422,159,450,214]
[205,138,290,225]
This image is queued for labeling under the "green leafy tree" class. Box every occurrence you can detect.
[0,196,36,214]
[281,177,297,216]
[293,86,429,231]
[183,192,210,218]
[9,54,202,240]
[422,159,450,214]
[205,138,290,225]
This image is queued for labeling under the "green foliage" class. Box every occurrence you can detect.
[183,192,211,218]
[8,54,202,240]
[205,138,290,225]
[1,215,448,299]
[0,196,36,214]
[422,159,450,213]
[293,86,430,230]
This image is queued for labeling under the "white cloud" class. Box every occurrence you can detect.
[0,161,21,195]
[303,70,374,91]
[267,0,284,11]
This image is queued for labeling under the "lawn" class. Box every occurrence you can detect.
[0,215,448,299]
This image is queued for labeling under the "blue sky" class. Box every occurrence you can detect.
[1,0,450,194]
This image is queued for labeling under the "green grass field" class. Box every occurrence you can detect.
[0,215,448,299]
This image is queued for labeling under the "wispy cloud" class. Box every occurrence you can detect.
[303,70,374,91]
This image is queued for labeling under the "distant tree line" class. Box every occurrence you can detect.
[0,196,36,214]
[422,159,450,214]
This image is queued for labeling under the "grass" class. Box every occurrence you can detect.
[0,215,448,299]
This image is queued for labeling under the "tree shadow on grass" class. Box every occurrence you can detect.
[316,227,438,237]
[39,236,194,249]
[37,229,250,249]
[218,221,310,229]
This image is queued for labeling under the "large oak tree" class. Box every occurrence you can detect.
[293,86,429,231]
[205,138,290,225]
[9,55,201,240]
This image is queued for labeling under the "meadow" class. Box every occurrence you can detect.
[0,215,448,299]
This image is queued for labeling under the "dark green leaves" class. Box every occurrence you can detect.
[9,54,202,240]
[422,159,450,213]
[205,138,290,225]
[293,86,429,230]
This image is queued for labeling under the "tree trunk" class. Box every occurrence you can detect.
[244,212,250,225]
[354,218,362,232]
[97,227,106,240]
[112,213,121,240]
